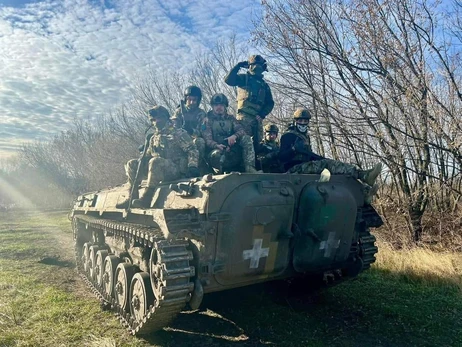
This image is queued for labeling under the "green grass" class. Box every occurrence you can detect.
[0,211,461,346]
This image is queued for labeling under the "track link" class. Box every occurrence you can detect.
[73,214,194,335]
[358,206,380,270]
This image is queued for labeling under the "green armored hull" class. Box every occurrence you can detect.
[71,172,382,335]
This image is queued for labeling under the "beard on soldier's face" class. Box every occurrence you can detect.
[213,105,225,115]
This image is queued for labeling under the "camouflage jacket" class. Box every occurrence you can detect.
[279,125,323,171]
[224,64,274,119]
[202,111,246,150]
[171,106,207,137]
[147,121,199,173]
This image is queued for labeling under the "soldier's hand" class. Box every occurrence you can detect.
[216,144,227,151]
[226,135,237,147]
[237,61,249,69]
[187,167,200,178]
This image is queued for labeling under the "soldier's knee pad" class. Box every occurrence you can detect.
[194,137,206,156]
[148,157,166,170]
[208,149,223,169]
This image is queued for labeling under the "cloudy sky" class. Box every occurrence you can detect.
[0,0,260,159]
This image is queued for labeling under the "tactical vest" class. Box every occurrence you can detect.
[256,140,280,172]
[258,140,278,155]
[177,107,205,137]
[211,116,234,144]
[237,74,267,118]
[287,128,313,163]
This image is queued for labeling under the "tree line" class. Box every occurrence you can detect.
[1,0,461,246]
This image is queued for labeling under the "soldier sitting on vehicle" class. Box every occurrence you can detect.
[171,85,208,174]
[256,123,283,173]
[279,108,382,201]
[117,106,200,209]
[202,93,257,174]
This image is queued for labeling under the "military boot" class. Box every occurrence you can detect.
[364,183,379,205]
[116,183,138,209]
[131,187,155,209]
[359,163,382,186]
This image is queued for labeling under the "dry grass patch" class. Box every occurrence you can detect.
[374,237,462,291]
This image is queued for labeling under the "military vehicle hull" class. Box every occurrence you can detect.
[71,172,382,335]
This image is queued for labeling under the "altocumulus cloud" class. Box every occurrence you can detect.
[0,0,260,159]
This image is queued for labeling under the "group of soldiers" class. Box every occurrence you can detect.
[118,54,382,209]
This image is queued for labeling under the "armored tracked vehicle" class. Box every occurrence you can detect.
[71,172,382,335]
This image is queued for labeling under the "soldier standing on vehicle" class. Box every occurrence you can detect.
[117,106,200,209]
[256,123,282,173]
[202,93,257,173]
[279,108,382,190]
[171,85,208,174]
[224,55,274,150]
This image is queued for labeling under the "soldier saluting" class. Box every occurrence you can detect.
[224,55,274,150]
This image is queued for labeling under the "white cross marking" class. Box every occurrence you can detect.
[243,239,269,269]
[319,232,340,257]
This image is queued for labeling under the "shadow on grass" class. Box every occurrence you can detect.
[38,256,74,268]
[140,270,461,347]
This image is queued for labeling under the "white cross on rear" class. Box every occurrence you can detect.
[319,232,340,257]
[243,239,269,269]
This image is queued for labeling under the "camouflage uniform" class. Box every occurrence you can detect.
[118,105,200,209]
[224,55,274,149]
[279,124,362,175]
[171,106,207,138]
[172,86,208,174]
[126,122,199,188]
[256,124,282,173]
[202,110,256,173]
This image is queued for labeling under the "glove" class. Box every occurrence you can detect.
[187,167,200,178]
[237,61,249,69]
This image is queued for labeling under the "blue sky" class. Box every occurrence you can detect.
[0,0,261,159]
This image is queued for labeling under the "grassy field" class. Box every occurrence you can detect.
[0,211,461,347]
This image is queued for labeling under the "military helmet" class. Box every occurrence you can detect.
[184,85,202,104]
[248,54,267,71]
[210,93,229,107]
[264,124,279,133]
[148,105,170,119]
[248,55,266,65]
[293,108,311,120]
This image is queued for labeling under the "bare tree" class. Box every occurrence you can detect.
[253,0,462,241]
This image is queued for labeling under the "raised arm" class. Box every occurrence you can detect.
[224,61,248,87]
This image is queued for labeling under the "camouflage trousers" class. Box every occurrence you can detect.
[237,113,262,150]
[288,159,359,178]
[125,157,181,187]
[207,135,255,172]
[194,137,208,175]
